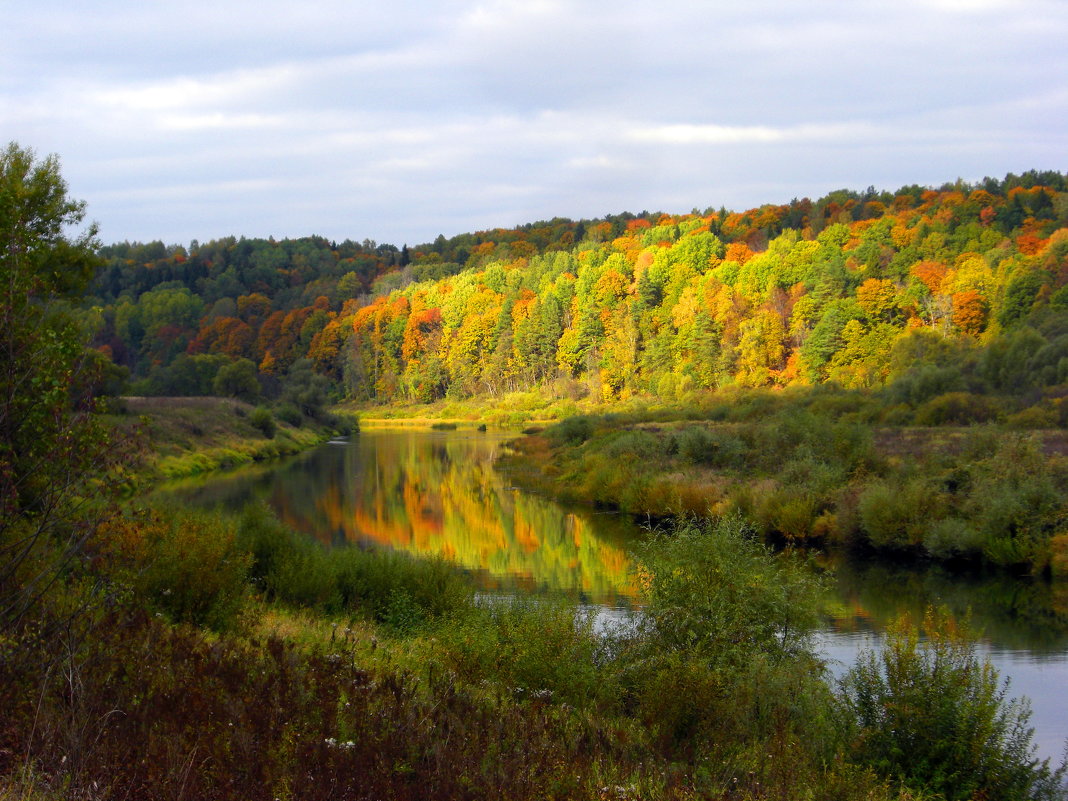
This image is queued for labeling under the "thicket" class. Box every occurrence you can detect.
[508,389,1068,574]
[10,499,1064,800]
[840,608,1066,801]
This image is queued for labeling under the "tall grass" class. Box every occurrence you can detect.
[10,504,1045,800]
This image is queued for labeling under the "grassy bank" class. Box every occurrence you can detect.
[8,500,1060,800]
[336,388,664,430]
[500,390,1068,577]
[107,396,347,484]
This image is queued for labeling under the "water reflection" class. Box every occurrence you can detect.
[161,428,1068,761]
[818,555,1068,762]
[163,429,638,605]
[824,555,1068,654]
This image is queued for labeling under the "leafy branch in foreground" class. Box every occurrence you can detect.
[0,141,117,644]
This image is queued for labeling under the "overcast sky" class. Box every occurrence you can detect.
[3,0,1066,248]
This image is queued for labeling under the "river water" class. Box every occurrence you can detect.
[163,427,1068,763]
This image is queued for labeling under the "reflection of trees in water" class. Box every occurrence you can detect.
[162,432,1068,647]
[167,431,639,605]
[826,555,1068,654]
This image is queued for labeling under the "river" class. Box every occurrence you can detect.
[162,427,1068,763]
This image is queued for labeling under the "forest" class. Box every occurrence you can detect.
[83,172,1068,417]
[4,139,1068,801]
[76,169,1068,572]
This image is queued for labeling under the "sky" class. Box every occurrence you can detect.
[3,0,1066,249]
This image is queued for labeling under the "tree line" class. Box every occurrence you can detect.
[79,173,1068,417]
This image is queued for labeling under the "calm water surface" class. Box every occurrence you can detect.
[164,428,1068,762]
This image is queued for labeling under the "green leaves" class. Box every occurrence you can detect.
[0,143,112,631]
[636,516,822,669]
[840,608,1065,801]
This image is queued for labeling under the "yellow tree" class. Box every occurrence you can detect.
[736,310,785,387]
[856,278,899,322]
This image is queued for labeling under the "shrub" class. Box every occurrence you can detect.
[332,546,471,626]
[672,425,746,469]
[249,406,276,438]
[213,358,261,402]
[1004,405,1057,429]
[636,517,822,670]
[601,429,662,461]
[923,518,983,560]
[760,489,820,541]
[237,504,471,624]
[439,598,609,708]
[857,480,940,551]
[274,402,303,427]
[885,364,967,407]
[137,508,251,631]
[839,608,1065,800]
[628,517,839,763]
[913,392,1000,426]
[545,415,595,446]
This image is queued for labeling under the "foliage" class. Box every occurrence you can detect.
[235,504,472,626]
[212,356,260,401]
[505,391,1068,573]
[839,608,1066,800]
[0,142,114,635]
[249,405,276,438]
[545,414,596,446]
[635,516,823,669]
[98,507,251,631]
[82,171,1068,419]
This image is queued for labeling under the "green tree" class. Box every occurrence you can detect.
[0,142,109,631]
[281,358,332,420]
[212,358,261,402]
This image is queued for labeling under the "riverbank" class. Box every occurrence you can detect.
[335,389,670,429]
[14,496,1055,801]
[499,407,1068,578]
[108,396,342,485]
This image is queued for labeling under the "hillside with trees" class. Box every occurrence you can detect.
[6,141,1068,800]
[84,173,1068,424]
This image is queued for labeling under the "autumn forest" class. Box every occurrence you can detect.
[7,147,1068,801]
[88,171,1068,419]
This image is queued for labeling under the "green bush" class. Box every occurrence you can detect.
[332,546,471,626]
[601,429,662,461]
[139,508,250,631]
[960,436,1063,567]
[212,358,261,402]
[750,410,874,473]
[546,415,595,446]
[839,609,1065,800]
[923,518,983,560]
[913,392,1000,426]
[636,517,822,670]
[274,402,303,427]
[249,406,276,438]
[1004,405,1057,429]
[627,517,839,763]
[885,364,968,407]
[439,599,609,708]
[672,425,746,469]
[237,504,471,625]
[858,479,940,551]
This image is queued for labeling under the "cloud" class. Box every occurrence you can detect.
[626,122,877,146]
[4,0,1066,246]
